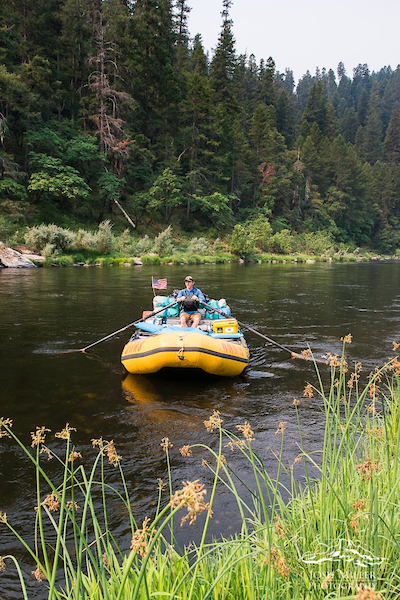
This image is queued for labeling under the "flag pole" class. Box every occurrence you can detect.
[151,276,156,297]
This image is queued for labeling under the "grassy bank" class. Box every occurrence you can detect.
[6,222,398,266]
[1,342,400,598]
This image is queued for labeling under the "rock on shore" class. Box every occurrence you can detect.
[0,242,38,268]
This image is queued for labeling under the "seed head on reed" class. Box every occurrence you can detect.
[160,437,173,452]
[42,492,60,512]
[356,458,378,481]
[225,439,246,451]
[105,441,121,466]
[368,367,382,382]
[0,557,5,571]
[368,382,379,399]
[0,418,12,438]
[130,517,151,558]
[366,427,384,439]
[350,498,369,532]
[303,384,314,398]
[356,585,382,600]
[291,455,303,469]
[31,427,50,448]
[325,352,340,368]
[348,372,360,389]
[66,501,79,511]
[388,358,400,375]
[267,547,289,579]
[92,438,121,465]
[301,349,312,360]
[204,410,223,432]
[341,333,352,344]
[216,454,227,466]
[68,451,82,462]
[353,498,366,512]
[293,398,299,406]
[170,480,210,526]
[393,341,400,351]
[0,511,7,523]
[275,515,286,538]
[322,573,333,589]
[157,478,166,492]
[236,421,254,441]
[275,421,287,435]
[179,445,192,457]
[55,423,76,441]
[102,552,110,569]
[350,512,360,532]
[40,446,52,460]
[32,565,45,582]
[92,437,104,449]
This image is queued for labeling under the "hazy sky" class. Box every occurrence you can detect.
[186,0,400,83]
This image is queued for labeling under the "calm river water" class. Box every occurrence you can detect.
[1,261,400,597]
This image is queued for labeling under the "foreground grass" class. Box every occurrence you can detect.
[1,342,400,599]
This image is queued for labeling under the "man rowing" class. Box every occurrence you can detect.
[177,275,206,328]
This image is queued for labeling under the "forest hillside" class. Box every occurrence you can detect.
[1,0,400,253]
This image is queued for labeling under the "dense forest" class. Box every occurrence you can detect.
[1,0,400,252]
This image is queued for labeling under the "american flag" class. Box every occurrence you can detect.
[152,277,168,290]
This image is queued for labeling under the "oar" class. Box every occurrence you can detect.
[69,300,179,354]
[201,301,327,365]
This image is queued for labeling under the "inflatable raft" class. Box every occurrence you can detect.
[121,297,249,377]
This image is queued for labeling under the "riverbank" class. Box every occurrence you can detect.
[2,221,399,268]
[26,251,400,267]
[7,245,398,268]
[1,346,399,599]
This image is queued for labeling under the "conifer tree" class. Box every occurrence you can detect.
[257,57,276,106]
[209,0,237,111]
[383,109,400,164]
[362,93,383,164]
[174,0,191,73]
[130,0,179,149]
[301,81,329,137]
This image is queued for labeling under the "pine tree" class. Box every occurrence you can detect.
[257,56,275,106]
[59,0,92,120]
[383,109,400,164]
[174,0,191,73]
[209,0,237,112]
[130,0,179,149]
[296,70,314,112]
[362,93,383,164]
[301,81,329,137]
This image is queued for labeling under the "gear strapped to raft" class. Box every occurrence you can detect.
[182,290,199,312]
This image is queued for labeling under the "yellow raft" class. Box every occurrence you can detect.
[121,304,249,377]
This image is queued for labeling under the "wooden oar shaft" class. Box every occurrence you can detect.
[79,300,178,352]
[201,301,326,365]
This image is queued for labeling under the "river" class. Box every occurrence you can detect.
[1,261,400,597]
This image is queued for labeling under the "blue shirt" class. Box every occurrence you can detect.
[177,286,206,313]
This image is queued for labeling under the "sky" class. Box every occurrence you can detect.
[186,0,400,83]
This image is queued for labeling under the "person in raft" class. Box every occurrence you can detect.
[177,276,206,328]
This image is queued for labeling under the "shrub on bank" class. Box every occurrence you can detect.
[20,223,395,266]
[1,342,399,598]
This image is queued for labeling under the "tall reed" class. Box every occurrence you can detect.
[1,341,400,599]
